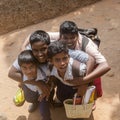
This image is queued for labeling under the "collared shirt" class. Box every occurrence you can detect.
[13,59,47,94]
[50,58,86,86]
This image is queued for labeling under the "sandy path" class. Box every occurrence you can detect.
[0,0,120,120]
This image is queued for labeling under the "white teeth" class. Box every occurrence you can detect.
[68,44,72,46]
[39,56,44,59]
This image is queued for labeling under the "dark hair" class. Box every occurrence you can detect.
[60,21,78,36]
[18,50,38,66]
[47,40,68,59]
[29,30,50,46]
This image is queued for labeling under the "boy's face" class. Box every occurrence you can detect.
[20,63,37,79]
[60,33,78,49]
[31,41,48,63]
[51,51,70,75]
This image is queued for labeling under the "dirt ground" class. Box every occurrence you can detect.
[0,0,120,120]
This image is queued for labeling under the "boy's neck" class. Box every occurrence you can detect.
[58,71,65,79]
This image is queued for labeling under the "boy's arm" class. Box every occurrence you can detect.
[85,39,111,79]
[65,61,110,86]
[83,61,110,81]
[21,34,31,51]
[8,65,23,83]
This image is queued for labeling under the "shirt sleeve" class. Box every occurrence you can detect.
[13,58,21,71]
[48,32,60,41]
[69,49,89,63]
[86,39,106,63]
[79,63,87,76]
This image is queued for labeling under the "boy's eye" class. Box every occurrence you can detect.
[62,56,68,61]
[54,56,68,63]
[40,47,47,52]
[32,47,47,53]
[55,58,61,63]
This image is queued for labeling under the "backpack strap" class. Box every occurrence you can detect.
[72,60,81,78]
[81,35,89,52]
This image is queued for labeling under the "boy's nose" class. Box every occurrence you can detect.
[60,60,65,66]
[38,51,44,56]
[26,69,32,74]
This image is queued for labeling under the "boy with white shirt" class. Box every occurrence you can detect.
[13,49,51,119]
[47,40,92,103]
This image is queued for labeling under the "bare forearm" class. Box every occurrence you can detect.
[8,71,23,83]
[8,66,23,83]
[65,77,91,86]
[84,62,111,81]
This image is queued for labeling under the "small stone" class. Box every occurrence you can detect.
[0,113,7,120]
[107,72,115,77]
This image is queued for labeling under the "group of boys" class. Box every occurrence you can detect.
[8,21,111,120]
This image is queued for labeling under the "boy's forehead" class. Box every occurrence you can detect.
[53,52,69,58]
[62,33,77,38]
[21,62,35,66]
[31,41,48,48]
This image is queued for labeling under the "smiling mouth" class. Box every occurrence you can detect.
[59,66,67,70]
[38,55,45,59]
[67,43,73,46]
[67,44,75,49]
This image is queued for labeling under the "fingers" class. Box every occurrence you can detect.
[38,94,49,102]
[77,85,88,97]
[18,82,23,88]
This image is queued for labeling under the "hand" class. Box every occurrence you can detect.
[37,81,50,100]
[23,80,50,99]
[18,82,23,88]
[38,94,47,102]
[77,85,88,97]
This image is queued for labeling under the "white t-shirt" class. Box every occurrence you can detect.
[50,58,86,86]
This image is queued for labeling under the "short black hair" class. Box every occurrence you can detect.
[29,30,50,46]
[60,21,78,36]
[18,50,38,66]
[47,40,68,59]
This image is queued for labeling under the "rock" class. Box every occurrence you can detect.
[0,0,101,35]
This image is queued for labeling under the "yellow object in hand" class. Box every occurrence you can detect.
[13,88,25,106]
